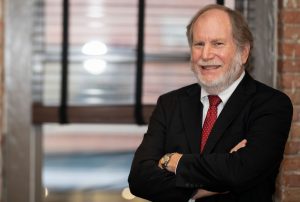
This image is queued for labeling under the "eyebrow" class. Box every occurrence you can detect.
[193,38,225,44]
[194,37,226,41]
[211,38,225,42]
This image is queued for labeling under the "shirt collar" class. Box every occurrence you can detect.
[201,71,245,105]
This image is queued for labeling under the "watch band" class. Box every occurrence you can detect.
[162,153,175,169]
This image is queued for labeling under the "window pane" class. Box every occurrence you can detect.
[143,0,216,104]
[32,0,62,105]
[68,0,138,106]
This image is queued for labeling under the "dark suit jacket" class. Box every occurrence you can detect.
[128,73,293,202]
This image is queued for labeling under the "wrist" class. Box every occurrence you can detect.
[160,153,182,173]
[161,153,175,169]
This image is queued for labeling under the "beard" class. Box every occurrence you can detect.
[191,51,243,95]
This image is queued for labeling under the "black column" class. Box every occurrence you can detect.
[134,0,146,125]
[217,0,224,5]
[60,0,69,124]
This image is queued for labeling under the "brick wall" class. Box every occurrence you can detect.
[277,0,300,201]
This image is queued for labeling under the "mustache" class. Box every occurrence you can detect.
[197,60,223,66]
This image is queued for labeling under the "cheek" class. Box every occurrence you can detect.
[218,52,234,66]
[214,50,227,59]
[191,49,201,60]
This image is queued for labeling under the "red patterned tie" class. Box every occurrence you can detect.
[200,95,222,153]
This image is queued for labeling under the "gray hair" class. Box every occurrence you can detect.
[186,4,253,65]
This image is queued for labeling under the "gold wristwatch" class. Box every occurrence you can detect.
[161,153,175,169]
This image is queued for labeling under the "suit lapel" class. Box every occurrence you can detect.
[180,85,202,153]
[202,73,257,154]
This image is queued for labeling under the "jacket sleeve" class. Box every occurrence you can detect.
[175,92,293,193]
[128,96,194,202]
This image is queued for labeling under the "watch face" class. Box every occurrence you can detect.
[163,155,170,162]
[162,154,171,169]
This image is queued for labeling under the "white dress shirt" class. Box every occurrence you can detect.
[200,71,245,125]
[187,72,245,202]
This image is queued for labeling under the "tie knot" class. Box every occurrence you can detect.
[208,95,221,107]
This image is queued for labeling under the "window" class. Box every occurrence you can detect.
[32,1,237,202]
[32,0,223,124]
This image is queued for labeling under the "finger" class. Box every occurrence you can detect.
[230,139,247,153]
[230,144,243,153]
[238,139,247,148]
[192,189,220,199]
[240,139,247,146]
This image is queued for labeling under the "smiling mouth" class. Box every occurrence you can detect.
[201,65,221,70]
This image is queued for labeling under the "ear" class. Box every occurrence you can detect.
[241,43,250,64]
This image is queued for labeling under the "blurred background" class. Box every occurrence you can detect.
[33,1,235,201]
[33,1,226,201]
[4,0,295,202]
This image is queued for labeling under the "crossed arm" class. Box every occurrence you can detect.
[158,139,248,199]
[129,91,292,201]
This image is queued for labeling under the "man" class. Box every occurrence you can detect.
[128,4,293,202]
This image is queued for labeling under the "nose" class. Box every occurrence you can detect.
[201,45,213,61]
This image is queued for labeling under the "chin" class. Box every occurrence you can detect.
[197,74,228,94]
[197,74,222,86]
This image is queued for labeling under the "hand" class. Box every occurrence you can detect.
[192,189,219,199]
[158,139,247,199]
[193,139,247,199]
[158,153,182,173]
[230,139,247,153]
[192,189,229,199]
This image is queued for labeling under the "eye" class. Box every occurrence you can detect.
[213,41,224,47]
[193,42,205,47]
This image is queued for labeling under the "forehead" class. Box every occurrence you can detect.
[193,9,233,40]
